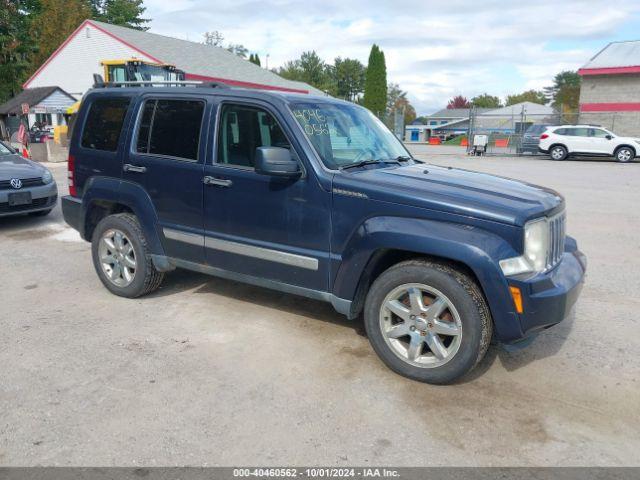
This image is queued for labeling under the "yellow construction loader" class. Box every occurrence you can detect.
[65,59,185,135]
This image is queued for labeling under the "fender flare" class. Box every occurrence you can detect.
[332,216,523,341]
[81,177,165,257]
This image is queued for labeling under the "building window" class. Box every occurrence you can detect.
[135,99,205,161]
[81,97,130,151]
[429,121,437,125]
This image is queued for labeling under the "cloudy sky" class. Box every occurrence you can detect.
[144,0,640,114]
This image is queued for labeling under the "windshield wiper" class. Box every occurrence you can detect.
[395,155,413,162]
[340,159,400,170]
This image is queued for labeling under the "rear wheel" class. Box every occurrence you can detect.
[364,259,492,384]
[550,145,568,161]
[91,213,164,298]
[615,146,634,163]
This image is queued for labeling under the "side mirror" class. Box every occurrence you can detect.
[606,134,613,140]
[255,147,301,178]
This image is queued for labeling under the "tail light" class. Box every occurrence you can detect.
[67,153,77,197]
[540,133,549,140]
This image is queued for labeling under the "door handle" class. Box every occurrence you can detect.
[203,176,233,187]
[123,164,147,173]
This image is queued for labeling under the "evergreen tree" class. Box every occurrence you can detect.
[94,0,149,31]
[0,0,41,103]
[249,53,261,66]
[363,44,387,118]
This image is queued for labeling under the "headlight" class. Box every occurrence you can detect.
[499,217,549,276]
[42,169,53,184]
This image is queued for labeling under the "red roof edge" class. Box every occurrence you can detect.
[578,66,640,76]
[185,73,309,94]
[580,102,640,112]
[23,19,161,88]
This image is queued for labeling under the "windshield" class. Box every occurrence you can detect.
[0,142,12,155]
[290,101,409,170]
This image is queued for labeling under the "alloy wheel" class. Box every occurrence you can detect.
[551,147,565,160]
[617,149,632,162]
[98,229,137,287]
[379,283,462,368]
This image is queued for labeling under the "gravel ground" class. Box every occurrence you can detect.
[1,152,639,466]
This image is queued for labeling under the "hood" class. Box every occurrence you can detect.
[0,153,46,181]
[337,163,564,226]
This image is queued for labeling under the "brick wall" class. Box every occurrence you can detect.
[579,74,640,104]
[579,74,640,136]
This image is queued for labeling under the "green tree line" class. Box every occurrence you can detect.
[0,0,148,103]
[441,71,582,113]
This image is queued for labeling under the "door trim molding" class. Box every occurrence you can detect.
[162,227,319,271]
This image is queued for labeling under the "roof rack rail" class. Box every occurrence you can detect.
[102,80,204,87]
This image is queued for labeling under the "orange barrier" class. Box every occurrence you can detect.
[494,138,509,147]
[460,137,468,147]
[428,137,441,145]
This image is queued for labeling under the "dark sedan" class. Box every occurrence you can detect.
[0,141,58,217]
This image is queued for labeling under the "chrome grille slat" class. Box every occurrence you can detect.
[546,211,565,271]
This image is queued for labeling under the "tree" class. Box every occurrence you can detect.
[333,57,365,101]
[249,53,261,66]
[0,0,41,103]
[226,43,248,58]
[203,30,224,47]
[544,71,581,112]
[298,51,327,87]
[363,44,387,117]
[505,89,547,106]
[30,0,91,70]
[447,95,471,109]
[471,93,502,108]
[277,60,304,82]
[386,83,416,125]
[93,0,149,30]
[276,51,330,91]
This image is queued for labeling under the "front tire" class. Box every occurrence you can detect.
[91,213,164,298]
[364,259,492,384]
[550,145,568,161]
[615,146,635,163]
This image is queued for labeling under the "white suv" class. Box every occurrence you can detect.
[538,125,639,163]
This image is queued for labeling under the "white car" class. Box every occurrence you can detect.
[538,125,640,163]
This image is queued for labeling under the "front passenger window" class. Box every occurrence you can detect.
[217,104,290,168]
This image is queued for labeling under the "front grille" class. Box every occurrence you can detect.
[0,177,45,190]
[546,211,566,270]
[0,196,50,213]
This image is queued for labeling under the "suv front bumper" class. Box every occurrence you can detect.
[507,240,586,340]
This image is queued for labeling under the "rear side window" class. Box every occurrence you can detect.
[81,97,130,151]
[135,99,205,161]
[565,128,589,136]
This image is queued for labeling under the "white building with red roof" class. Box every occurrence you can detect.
[24,19,322,98]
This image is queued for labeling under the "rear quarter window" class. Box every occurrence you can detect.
[81,97,131,151]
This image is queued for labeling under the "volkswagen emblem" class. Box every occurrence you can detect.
[10,178,22,189]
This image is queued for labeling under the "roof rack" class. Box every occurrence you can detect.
[92,75,231,90]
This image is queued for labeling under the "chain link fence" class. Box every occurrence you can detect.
[464,108,636,155]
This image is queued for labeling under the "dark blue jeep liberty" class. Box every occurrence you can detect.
[62,84,586,384]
